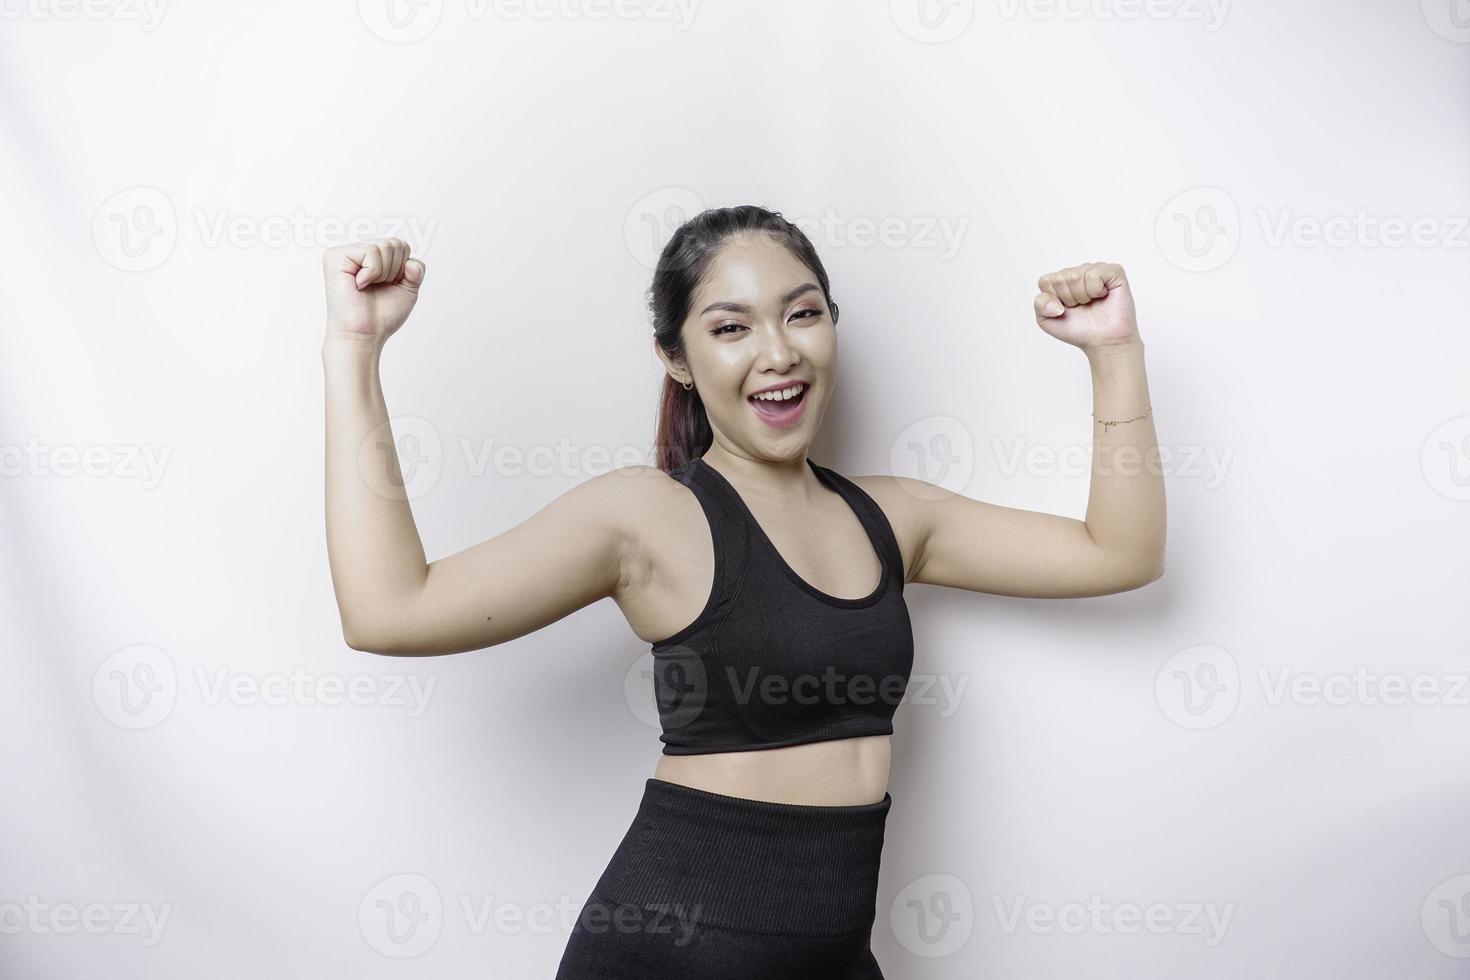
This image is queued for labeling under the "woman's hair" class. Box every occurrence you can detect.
[649,205,841,473]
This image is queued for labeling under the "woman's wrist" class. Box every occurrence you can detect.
[322,331,386,364]
[1084,336,1145,376]
[1083,335,1144,359]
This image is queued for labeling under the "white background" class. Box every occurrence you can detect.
[2,0,1468,976]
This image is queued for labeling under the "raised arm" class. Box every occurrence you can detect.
[905,262,1166,598]
[321,238,631,656]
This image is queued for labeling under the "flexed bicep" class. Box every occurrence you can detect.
[350,466,651,656]
[911,482,1158,599]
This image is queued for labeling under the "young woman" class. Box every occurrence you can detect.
[320,205,1165,978]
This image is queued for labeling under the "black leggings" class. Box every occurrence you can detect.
[554,777,892,979]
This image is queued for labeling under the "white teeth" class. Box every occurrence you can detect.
[750,383,807,402]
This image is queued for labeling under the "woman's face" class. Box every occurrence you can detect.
[662,232,836,461]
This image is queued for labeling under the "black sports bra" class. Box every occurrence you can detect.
[649,454,914,755]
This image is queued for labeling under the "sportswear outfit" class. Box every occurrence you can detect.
[554,455,914,978]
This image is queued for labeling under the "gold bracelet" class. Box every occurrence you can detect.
[1093,404,1152,429]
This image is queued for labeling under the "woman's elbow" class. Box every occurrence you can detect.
[1119,558,1165,592]
[341,617,402,655]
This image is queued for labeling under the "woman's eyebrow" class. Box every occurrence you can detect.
[698,283,819,317]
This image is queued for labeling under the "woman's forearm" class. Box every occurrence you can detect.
[322,337,429,648]
[1082,338,1166,582]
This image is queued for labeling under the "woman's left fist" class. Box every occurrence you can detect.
[1033,261,1138,351]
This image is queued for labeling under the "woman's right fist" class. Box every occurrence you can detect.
[322,238,427,345]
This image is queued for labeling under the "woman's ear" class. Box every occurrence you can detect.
[652,338,691,387]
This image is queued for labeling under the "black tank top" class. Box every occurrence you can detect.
[650,454,914,755]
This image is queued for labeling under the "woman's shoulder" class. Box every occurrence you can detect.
[575,461,693,545]
[575,463,683,520]
[574,462,705,602]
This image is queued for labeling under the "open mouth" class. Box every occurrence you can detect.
[747,383,809,427]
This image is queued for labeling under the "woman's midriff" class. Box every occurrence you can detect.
[652,733,891,806]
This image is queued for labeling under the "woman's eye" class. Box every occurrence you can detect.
[713,309,819,335]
